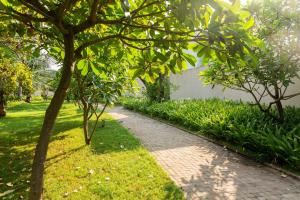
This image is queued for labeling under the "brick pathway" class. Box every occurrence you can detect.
[109,106,300,200]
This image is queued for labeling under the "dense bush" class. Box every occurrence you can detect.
[122,97,300,171]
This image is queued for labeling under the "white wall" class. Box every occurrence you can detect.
[170,67,300,107]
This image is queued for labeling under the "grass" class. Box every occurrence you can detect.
[122,97,300,172]
[0,101,183,200]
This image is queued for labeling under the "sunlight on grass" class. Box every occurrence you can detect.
[0,101,183,199]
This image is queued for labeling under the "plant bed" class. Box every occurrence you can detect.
[122,97,300,173]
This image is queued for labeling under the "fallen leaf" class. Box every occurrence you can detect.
[0,189,15,197]
[281,174,287,178]
[6,182,13,187]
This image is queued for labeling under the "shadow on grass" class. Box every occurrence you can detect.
[0,101,83,198]
[90,118,140,154]
[1,102,183,199]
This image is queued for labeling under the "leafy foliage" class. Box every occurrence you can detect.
[122,97,300,171]
[71,51,130,144]
[140,74,171,103]
[200,0,300,122]
[0,57,33,116]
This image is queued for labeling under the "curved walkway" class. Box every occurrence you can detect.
[109,106,300,200]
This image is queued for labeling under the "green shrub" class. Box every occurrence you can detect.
[122,97,300,171]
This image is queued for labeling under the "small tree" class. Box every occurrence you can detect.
[140,73,171,102]
[131,48,195,102]
[201,0,300,123]
[201,46,299,122]
[0,59,17,117]
[73,53,129,145]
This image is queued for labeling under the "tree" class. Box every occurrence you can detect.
[0,59,32,116]
[201,0,300,123]
[28,55,57,101]
[0,59,18,117]
[73,47,129,145]
[0,1,252,198]
[16,63,33,101]
[140,73,171,102]
[131,49,184,102]
[0,21,44,102]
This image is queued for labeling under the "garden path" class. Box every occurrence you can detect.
[109,106,300,200]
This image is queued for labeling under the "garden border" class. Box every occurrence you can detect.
[121,106,300,181]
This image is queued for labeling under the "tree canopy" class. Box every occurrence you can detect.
[200,0,300,122]
[0,1,255,199]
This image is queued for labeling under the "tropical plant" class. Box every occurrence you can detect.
[201,0,300,123]
[130,49,185,102]
[122,97,300,170]
[73,53,129,145]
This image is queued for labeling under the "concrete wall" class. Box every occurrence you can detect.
[170,67,300,107]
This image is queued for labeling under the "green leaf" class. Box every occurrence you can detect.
[197,46,209,57]
[51,47,61,54]
[231,0,241,12]
[77,59,86,70]
[132,69,144,79]
[81,64,89,76]
[90,62,100,75]
[283,80,290,87]
[244,17,255,29]
[155,51,168,62]
[182,53,197,67]
[0,0,11,6]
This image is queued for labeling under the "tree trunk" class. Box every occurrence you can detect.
[0,90,6,117]
[83,104,90,145]
[273,83,284,123]
[18,82,23,100]
[275,101,284,123]
[29,34,75,200]
[25,94,32,103]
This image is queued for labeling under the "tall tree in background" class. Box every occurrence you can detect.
[0,0,253,199]
[0,59,32,117]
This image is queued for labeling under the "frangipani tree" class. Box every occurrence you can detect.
[201,0,300,123]
[0,0,253,198]
[73,43,130,145]
[130,48,195,102]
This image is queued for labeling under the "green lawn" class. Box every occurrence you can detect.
[0,101,183,199]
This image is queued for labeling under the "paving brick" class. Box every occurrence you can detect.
[109,107,300,200]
